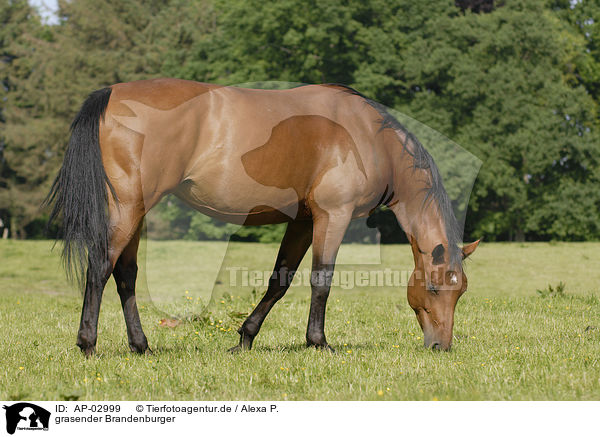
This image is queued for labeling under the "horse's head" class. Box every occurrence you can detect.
[407,236,479,350]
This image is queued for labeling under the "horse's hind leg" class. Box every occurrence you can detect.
[76,260,112,357]
[229,219,313,352]
[113,222,148,354]
[306,208,352,352]
[76,205,145,356]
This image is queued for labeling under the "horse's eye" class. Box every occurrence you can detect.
[427,283,439,295]
[432,244,445,265]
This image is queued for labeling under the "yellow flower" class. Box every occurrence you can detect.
[18,366,24,370]
[377,390,384,396]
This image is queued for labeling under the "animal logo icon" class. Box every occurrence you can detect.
[2,403,50,434]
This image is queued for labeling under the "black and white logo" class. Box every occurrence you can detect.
[2,403,50,434]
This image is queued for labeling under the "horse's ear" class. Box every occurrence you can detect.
[462,239,481,259]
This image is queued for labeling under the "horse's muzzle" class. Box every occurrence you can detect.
[424,335,452,351]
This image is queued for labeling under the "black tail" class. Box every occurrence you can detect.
[44,87,116,289]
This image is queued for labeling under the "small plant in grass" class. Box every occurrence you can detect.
[536,281,566,298]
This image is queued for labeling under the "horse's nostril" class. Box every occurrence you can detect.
[431,342,441,350]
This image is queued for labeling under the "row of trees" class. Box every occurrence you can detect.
[1,0,599,242]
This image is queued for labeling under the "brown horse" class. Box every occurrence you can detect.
[46,78,479,356]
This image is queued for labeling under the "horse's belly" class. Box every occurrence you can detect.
[173,175,305,225]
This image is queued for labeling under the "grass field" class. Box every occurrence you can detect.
[1,239,599,400]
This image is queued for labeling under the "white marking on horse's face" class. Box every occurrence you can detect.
[450,274,458,285]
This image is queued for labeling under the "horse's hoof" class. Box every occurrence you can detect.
[79,345,95,358]
[228,343,252,353]
[318,344,336,353]
[129,342,150,355]
[228,344,243,354]
[308,342,336,353]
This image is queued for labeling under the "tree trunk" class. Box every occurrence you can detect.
[515,228,525,242]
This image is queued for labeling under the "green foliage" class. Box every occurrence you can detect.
[0,0,50,238]
[179,0,600,242]
[1,0,599,242]
[397,0,600,241]
[0,0,216,238]
[536,281,566,298]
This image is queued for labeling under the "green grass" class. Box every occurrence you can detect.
[1,239,599,400]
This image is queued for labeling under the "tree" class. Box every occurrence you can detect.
[3,0,599,242]
[398,0,600,240]
[0,0,216,238]
[455,0,498,13]
[152,0,600,241]
[0,0,50,238]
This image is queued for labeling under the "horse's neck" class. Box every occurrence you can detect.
[391,196,447,251]
[388,142,447,252]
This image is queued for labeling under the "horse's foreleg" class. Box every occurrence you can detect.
[229,220,313,352]
[113,222,148,354]
[306,209,352,352]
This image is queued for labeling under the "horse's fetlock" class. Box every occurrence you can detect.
[240,322,258,338]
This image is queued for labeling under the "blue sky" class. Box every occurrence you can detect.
[29,0,59,25]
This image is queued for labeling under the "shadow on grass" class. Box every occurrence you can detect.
[251,341,381,353]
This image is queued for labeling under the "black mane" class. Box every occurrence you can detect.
[324,83,463,266]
